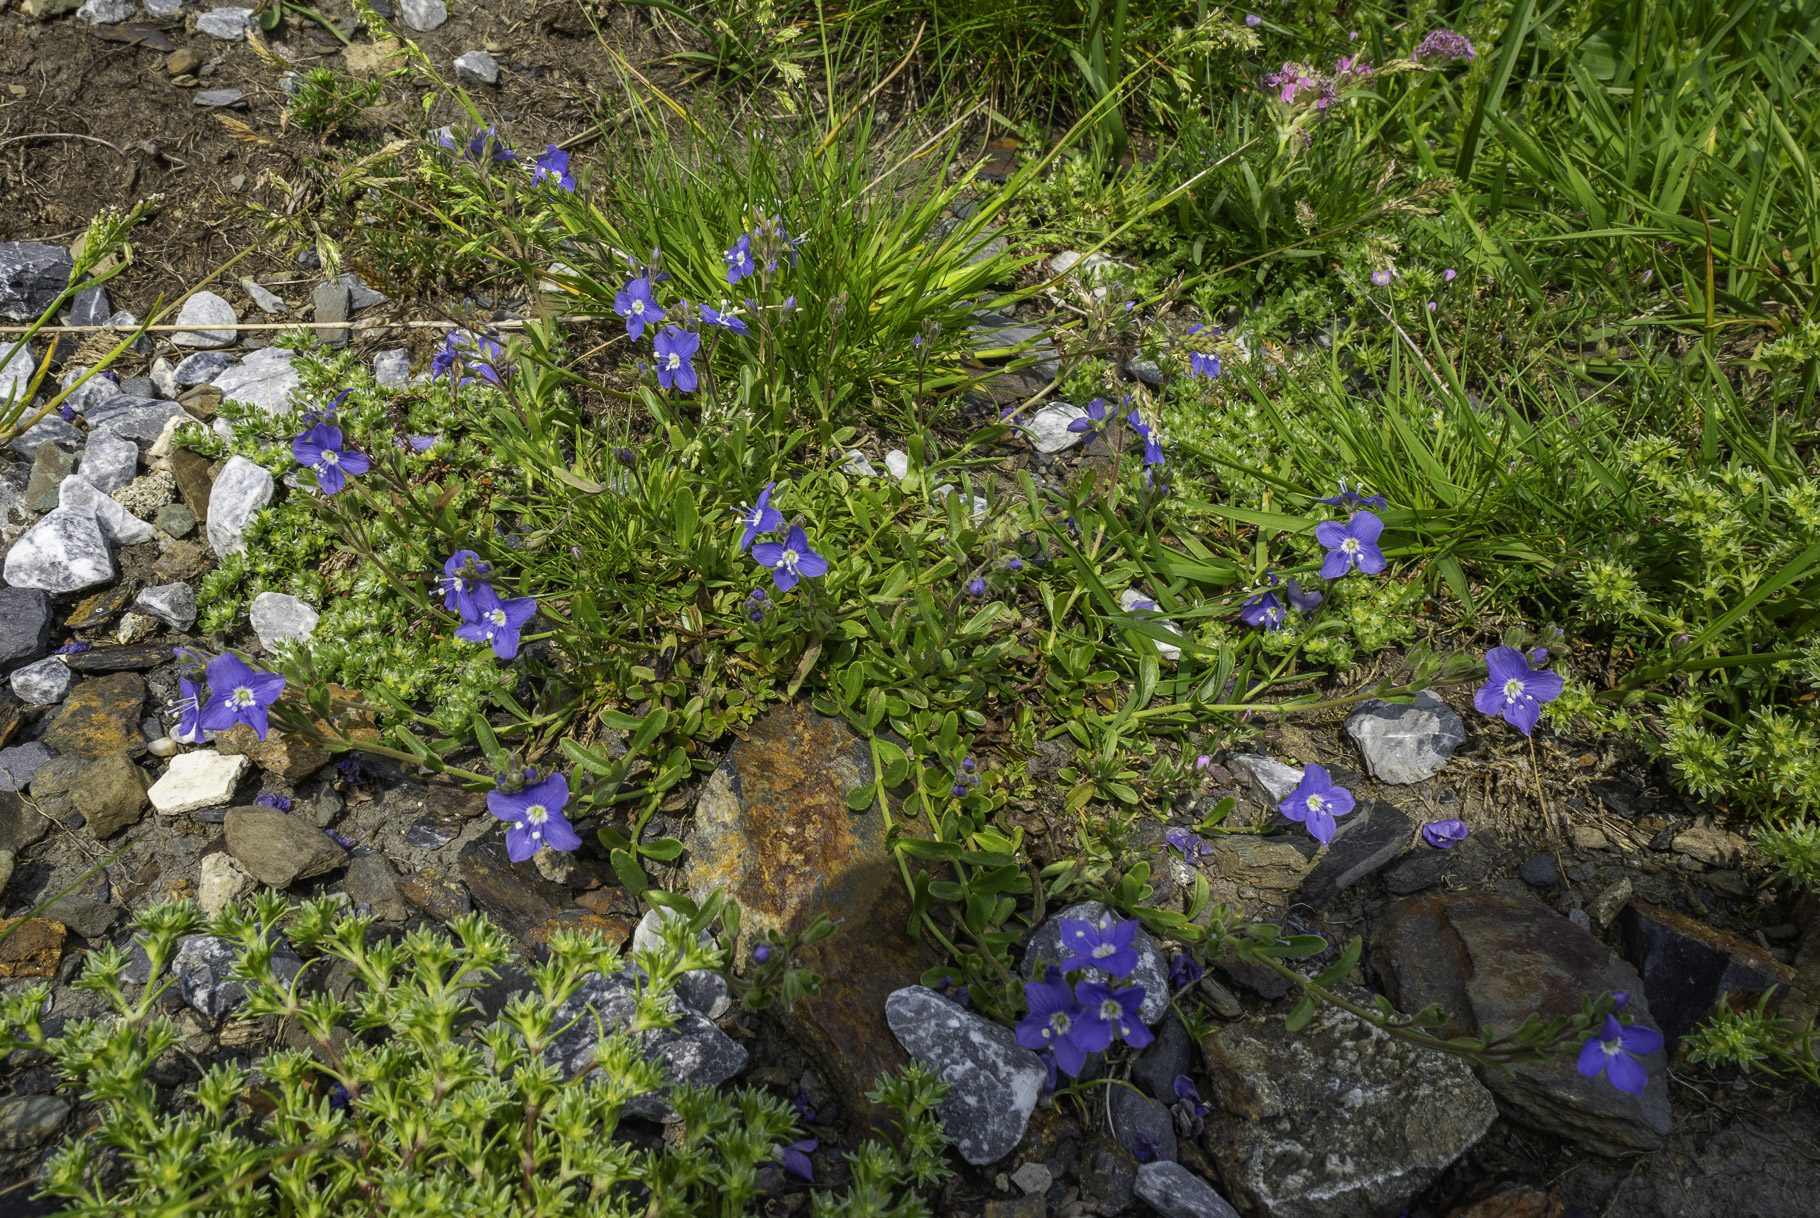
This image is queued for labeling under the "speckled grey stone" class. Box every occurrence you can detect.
[3,505,115,592]
[1344,690,1467,785]
[80,430,139,493]
[1135,1162,1241,1218]
[172,291,238,348]
[10,656,73,706]
[1021,900,1170,1025]
[174,933,303,1020]
[885,985,1046,1166]
[135,582,197,631]
[206,455,274,557]
[542,971,748,1118]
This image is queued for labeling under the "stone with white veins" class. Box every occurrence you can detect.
[373,349,412,387]
[250,591,319,650]
[240,279,286,314]
[80,430,139,493]
[76,0,133,21]
[1021,900,1172,1025]
[8,658,71,706]
[88,396,189,453]
[1135,1162,1243,1218]
[149,751,251,815]
[399,0,448,32]
[9,415,82,461]
[210,347,301,415]
[541,971,748,1118]
[135,583,197,631]
[195,6,254,39]
[143,0,184,15]
[59,476,156,545]
[174,934,302,1020]
[0,243,72,322]
[1226,753,1305,803]
[1025,402,1088,454]
[1344,690,1467,785]
[885,985,1046,1166]
[57,366,120,416]
[171,291,238,348]
[839,449,877,477]
[1119,587,1184,663]
[149,358,179,400]
[206,455,274,557]
[174,350,236,387]
[3,506,115,593]
[454,51,500,86]
[0,341,35,410]
[66,284,113,327]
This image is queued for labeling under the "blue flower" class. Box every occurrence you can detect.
[1315,510,1387,577]
[1284,578,1323,616]
[1473,646,1564,736]
[1421,818,1469,848]
[613,276,665,340]
[431,330,505,386]
[724,233,755,285]
[1057,915,1140,978]
[737,482,784,552]
[531,144,575,191]
[1314,478,1389,510]
[1184,323,1222,378]
[1165,827,1212,864]
[1067,396,1111,444]
[1075,980,1153,1049]
[1278,762,1355,845]
[486,771,582,863]
[653,326,700,392]
[1240,590,1285,631]
[291,422,370,496]
[1576,1014,1661,1096]
[454,126,516,163]
[1015,968,1096,1078]
[171,646,206,743]
[751,525,828,593]
[254,792,292,811]
[700,302,750,335]
[439,551,491,619]
[456,583,538,660]
[1168,952,1204,990]
[775,1138,817,1183]
[197,653,287,741]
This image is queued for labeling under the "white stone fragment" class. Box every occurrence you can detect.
[171,291,238,348]
[149,751,251,815]
[249,591,319,650]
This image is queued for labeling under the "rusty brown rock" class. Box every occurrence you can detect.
[684,702,935,1132]
[65,584,135,631]
[399,868,471,923]
[1373,892,1671,1156]
[0,918,65,977]
[526,908,636,950]
[459,837,569,938]
[1446,1185,1563,1218]
[170,447,214,523]
[40,672,146,760]
[215,723,331,781]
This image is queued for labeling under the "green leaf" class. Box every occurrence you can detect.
[638,837,684,862]
[845,784,878,811]
[610,850,650,895]
[896,838,963,862]
[1285,993,1317,1033]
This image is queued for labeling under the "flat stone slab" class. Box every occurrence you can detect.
[149,751,250,815]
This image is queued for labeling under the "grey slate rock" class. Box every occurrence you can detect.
[172,291,238,348]
[174,933,303,1020]
[3,506,116,592]
[211,347,301,415]
[67,283,113,327]
[885,985,1046,1166]
[81,430,140,493]
[1135,1162,1241,1218]
[1344,691,1467,784]
[240,279,287,315]
[1128,357,1164,387]
[9,414,84,461]
[372,349,412,387]
[60,476,157,545]
[0,585,52,665]
[0,341,35,410]
[0,743,54,792]
[10,656,73,706]
[196,7,254,40]
[1296,800,1415,906]
[1110,1084,1177,1163]
[1022,900,1170,1025]
[0,242,73,322]
[24,440,78,512]
[399,0,447,31]
[1226,753,1304,803]
[1619,901,1796,1045]
[339,273,387,311]
[542,971,748,1118]
[225,806,348,888]
[0,1095,70,1152]
[42,894,117,938]
[195,89,247,110]
[174,350,236,387]
[154,502,195,538]
[344,853,409,921]
[119,377,157,399]
[206,455,274,557]
[1130,1013,1195,1104]
[455,50,501,86]
[135,582,197,631]
[311,280,351,348]
[675,969,732,1020]
[1519,852,1561,888]
[87,395,189,452]
[58,365,122,416]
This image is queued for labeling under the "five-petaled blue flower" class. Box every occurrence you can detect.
[1284,577,1324,616]
[1473,645,1564,736]
[456,583,538,660]
[1066,396,1111,444]
[1422,818,1469,849]
[1576,1014,1661,1096]
[653,326,700,392]
[751,525,828,593]
[531,144,575,191]
[700,302,750,335]
[1016,968,1096,1078]
[1076,980,1154,1050]
[1241,590,1285,631]
[291,422,370,496]
[1315,478,1389,510]
[613,277,665,340]
[1185,323,1222,378]
[1057,915,1140,978]
[1315,510,1387,578]
[440,551,491,619]
[487,770,582,862]
[197,653,287,741]
[1279,762,1355,845]
[737,482,784,552]
[724,233,755,285]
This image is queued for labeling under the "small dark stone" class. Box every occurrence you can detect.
[458,836,569,938]
[1079,1136,1139,1215]
[40,895,118,939]
[0,587,53,666]
[63,644,172,673]
[169,447,214,524]
[1296,800,1415,906]
[0,791,50,854]
[1620,900,1796,1045]
[1109,1084,1177,1163]
[1519,853,1561,888]
[1130,1013,1195,1103]
[64,583,137,630]
[1385,850,1451,895]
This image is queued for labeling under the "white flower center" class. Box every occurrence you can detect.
[665,353,681,370]
[1503,677,1527,702]
[1342,538,1360,555]
[525,803,548,825]
[1092,942,1116,959]
[488,609,507,627]
[321,450,339,466]
[1099,999,1121,1021]
[1603,1038,1624,1058]
[780,548,799,569]
[1306,794,1327,814]
[230,685,255,708]
[631,300,644,315]
[1047,1011,1071,1037]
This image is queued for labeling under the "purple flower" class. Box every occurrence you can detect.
[453,126,516,163]
[724,233,755,285]
[1315,511,1387,578]
[1171,1074,1209,1136]
[1422,818,1469,849]
[1314,478,1389,510]
[1016,969,1094,1078]
[1057,915,1140,978]
[56,640,92,655]
[775,1138,817,1182]
[750,525,828,593]
[700,302,750,335]
[439,551,491,619]
[1284,578,1323,616]
[1132,1131,1164,1163]
[1443,268,1457,282]
[1473,646,1565,735]
[1184,324,1222,378]
[401,435,440,453]
[737,482,784,552]
[1245,13,1261,26]
[291,422,370,496]
[966,577,986,597]
[59,405,76,422]
[1414,30,1476,63]
[531,144,575,191]
[432,330,505,386]
[456,583,538,660]
[1241,590,1285,631]
[486,771,582,863]
[1126,410,1166,466]
[653,326,700,392]
[1576,1014,1661,1095]
[1168,952,1204,990]
[1278,762,1355,845]
[197,653,287,740]
[951,782,968,798]
[1006,557,1024,571]
[753,944,772,963]
[613,276,665,340]
[1075,981,1153,1049]
[1372,269,1392,287]
[254,792,292,811]
[1265,62,1331,107]
[1165,827,1212,863]
[1066,396,1111,443]
[325,828,356,849]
